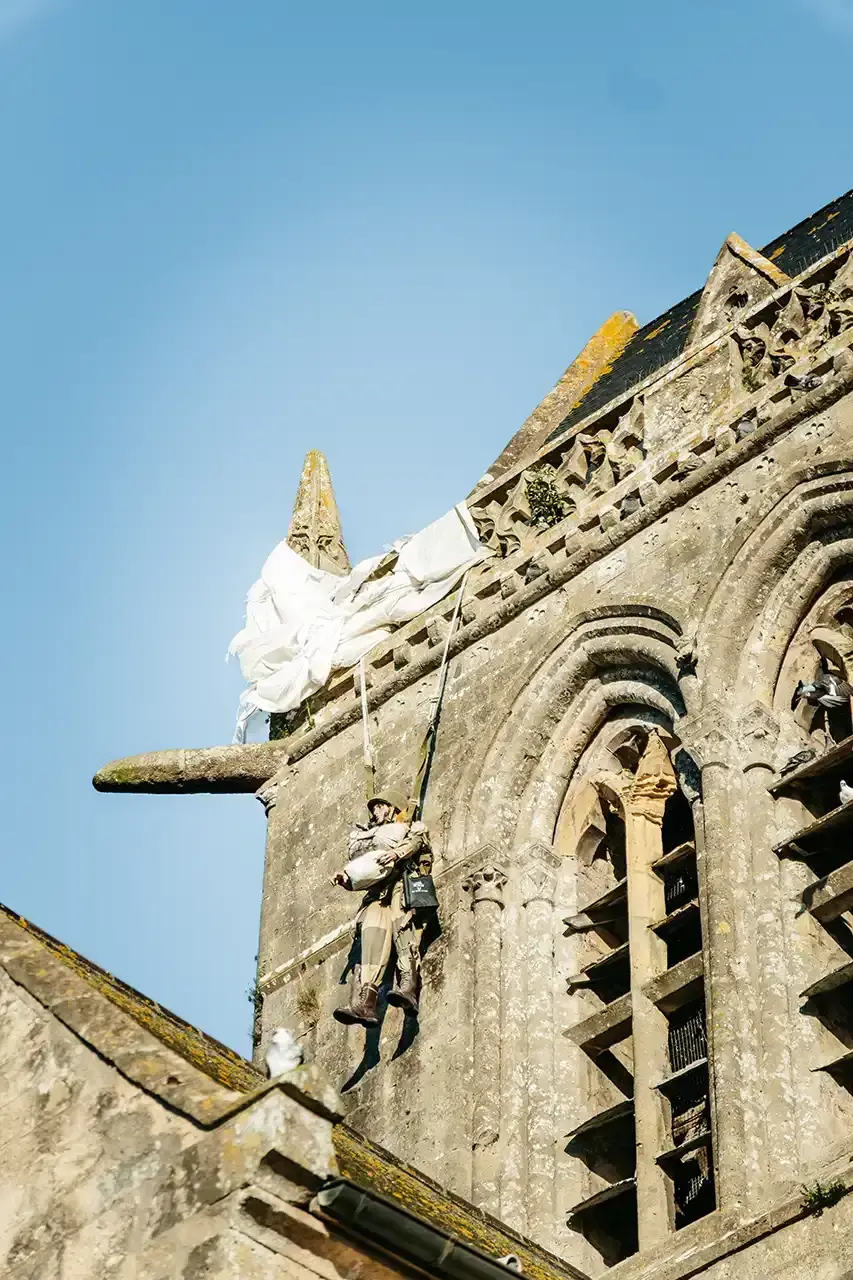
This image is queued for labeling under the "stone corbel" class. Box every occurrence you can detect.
[677,701,738,771]
[737,703,781,773]
[463,864,509,908]
[516,840,560,907]
[256,778,281,815]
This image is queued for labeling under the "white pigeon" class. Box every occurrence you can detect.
[265,1027,305,1078]
[840,780,853,806]
[498,1256,522,1274]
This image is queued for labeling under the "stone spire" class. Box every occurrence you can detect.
[287,450,350,575]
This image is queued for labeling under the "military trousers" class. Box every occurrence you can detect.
[357,876,422,988]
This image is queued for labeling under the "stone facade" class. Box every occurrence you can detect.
[90,189,853,1277]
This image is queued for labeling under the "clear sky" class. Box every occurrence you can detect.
[2,0,850,1055]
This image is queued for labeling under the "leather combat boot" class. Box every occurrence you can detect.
[387,960,420,1014]
[333,981,380,1027]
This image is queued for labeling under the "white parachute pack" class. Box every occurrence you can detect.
[229,502,485,743]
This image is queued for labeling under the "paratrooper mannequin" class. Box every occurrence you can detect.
[332,789,435,1027]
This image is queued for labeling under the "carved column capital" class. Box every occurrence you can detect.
[516,841,560,907]
[463,865,508,908]
[737,702,781,773]
[677,701,738,770]
[627,730,677,825]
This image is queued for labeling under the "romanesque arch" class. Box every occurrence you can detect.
[455,605,688,855]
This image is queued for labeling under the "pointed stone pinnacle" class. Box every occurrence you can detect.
[287,450,350,575]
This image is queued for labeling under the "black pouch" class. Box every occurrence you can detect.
[403,870,439,910]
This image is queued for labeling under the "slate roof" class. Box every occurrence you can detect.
[546,187,853,445]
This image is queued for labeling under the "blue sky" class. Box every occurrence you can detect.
[1,0,851,1055]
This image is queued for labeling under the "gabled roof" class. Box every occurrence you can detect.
[0,902,590,1280]
[0,903,264,1097]
[545,187,853,445]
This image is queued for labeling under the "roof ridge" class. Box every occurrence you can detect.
[545,188,853,444]
[0,902,264,1095]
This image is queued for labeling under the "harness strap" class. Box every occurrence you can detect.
[411,568,471,819]
[359,655,376,799]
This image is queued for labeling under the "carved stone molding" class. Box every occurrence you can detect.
[516,840,560,907]
[738,702,781,772]
[679,701,780,774]
[677,701,738,770]
[255,779,280,815]
[463,865,508,908]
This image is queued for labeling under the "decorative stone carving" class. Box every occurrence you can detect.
[514,839,560,911]
[472,403,646,558]
[255,779,280,814]
[675,636,698,679]
[738,703,780,773]
[734,249,853,396]
[677,701,737,771]
[286,450,351,575]
[628,730,678,825]
[519,863,557,907]
[463,864,508,907]
[687,233,790,349]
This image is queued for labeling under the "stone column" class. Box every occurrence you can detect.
[738,704,798,1198]
[463,863,507,1215]
[519,843,559,1248]
[624,731,676,1251]
[678,702,762,1214]
[499,889,527,1234]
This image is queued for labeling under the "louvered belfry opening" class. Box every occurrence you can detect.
[668,1000,707,1072]
[771,691,853,1101]
[564,726,716,1266]
[660,998,715,1228]
[664,860,699,914]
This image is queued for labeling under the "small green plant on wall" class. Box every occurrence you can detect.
[800,1178,846,1217]
[526,465,567,528]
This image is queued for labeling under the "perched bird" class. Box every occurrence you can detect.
[779,748,817,777]
[791,671,853,712]
[840,780,853,806]
[786,372,823,391]
[498,1256,523,1274]
[265,1027,305,1078]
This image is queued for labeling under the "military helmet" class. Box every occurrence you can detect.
[368,788,409,816]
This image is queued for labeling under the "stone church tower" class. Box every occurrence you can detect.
[92,188,853,1278]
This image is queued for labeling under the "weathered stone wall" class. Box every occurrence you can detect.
[0,965,200,1277]
[0,958,398,1280]
[612,1180,853,1280]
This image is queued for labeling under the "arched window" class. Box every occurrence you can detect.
[560,715,713,1266]
[771,577,853,1129]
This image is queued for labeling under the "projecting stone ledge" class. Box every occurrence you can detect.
[92,743,287,794]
